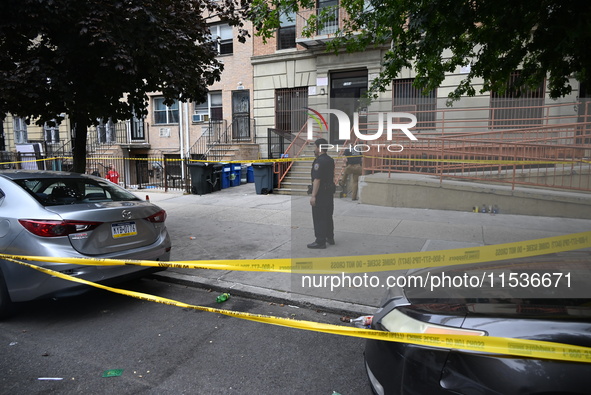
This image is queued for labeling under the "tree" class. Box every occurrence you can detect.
[0,0,248,173]
[250,0,591,102]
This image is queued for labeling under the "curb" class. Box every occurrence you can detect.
[151,271,376,317]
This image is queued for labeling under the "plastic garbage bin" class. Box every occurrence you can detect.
[211,164,222,192]
[231,163,242,187]
[221,164,232,189]
[188,162,213,195]
[253,163,274,194]
[246,166,254,183]
[240,165,248,184]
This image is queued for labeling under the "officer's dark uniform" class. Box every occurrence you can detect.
[311,152,335,245]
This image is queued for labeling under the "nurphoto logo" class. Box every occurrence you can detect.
[305,108,418,153]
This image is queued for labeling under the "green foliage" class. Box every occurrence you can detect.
[0,0,248,171]
[251,0,591,103]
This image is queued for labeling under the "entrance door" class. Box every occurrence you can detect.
[232,90,250,141]
[329,70,368,143]
[134,154,149,188]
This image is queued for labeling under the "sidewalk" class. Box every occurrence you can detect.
[136,184,591,315]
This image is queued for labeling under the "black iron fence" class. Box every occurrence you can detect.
[0,152,193,193]
[87,155,190,192]
[267,128,291,159]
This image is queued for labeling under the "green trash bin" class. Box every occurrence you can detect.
[253,163,274,194]
[188,162,213,195]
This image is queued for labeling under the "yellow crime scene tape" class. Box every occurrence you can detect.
[2,231,590,274]
[3,155,589,166]
[5,256,591,364]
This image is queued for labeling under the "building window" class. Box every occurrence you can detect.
[210,24,233,55]
[490,71,545,129]
[130,114,145,141]
[193,101,209,123]
[0,119,5,151]
[278,11,296,50]
[317,0,339,35]
[13,117,27,144]
[44,122,60,144]
[193,92,223,123]
[210,92,223,120]
[275,87,308,134]
[153,98,179,124]
[97,118,116,144]
[392,79,437,130]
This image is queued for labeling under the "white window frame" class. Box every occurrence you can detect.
[278,11,296,50]
[44,122,60,144]
[193,92,223,123]
[153,97,179,125]
[193,100,210,123]
[209,24,233,55]
[13,117,27,144]
[97,118,116,144]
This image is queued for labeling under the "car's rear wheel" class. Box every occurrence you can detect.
[0,268,14,319]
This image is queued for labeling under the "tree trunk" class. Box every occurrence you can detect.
[71,116,88,174]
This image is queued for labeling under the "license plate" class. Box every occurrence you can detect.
[111,222,137,238]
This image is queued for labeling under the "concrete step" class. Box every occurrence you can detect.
[273,188,308,196]
[274,187,343,197]
[278,181,309,190]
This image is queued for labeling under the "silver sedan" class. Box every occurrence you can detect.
[0,170,171,318]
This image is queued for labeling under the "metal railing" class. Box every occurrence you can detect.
[362,121,591,192]
[84,155,190,193]
[188,118,255,162]
[294,5,346,47]
[281,101,591,193]
[267,128,293,159]
[275,122,312,189]
[188,120,227,160]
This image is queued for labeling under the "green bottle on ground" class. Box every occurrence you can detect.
[216,293,231,303]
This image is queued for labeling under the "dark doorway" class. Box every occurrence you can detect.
[134,154,149,188]
[329,70,368,143]
[232,90,251,141]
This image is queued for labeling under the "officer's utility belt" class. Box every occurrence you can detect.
[307,182,336,195]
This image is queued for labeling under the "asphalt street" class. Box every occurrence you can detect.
[0,278,371,394]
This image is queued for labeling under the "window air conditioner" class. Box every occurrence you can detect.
[159,128,171,137]
[192,114,205,123]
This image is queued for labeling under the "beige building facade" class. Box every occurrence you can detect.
[2,4,590,196]
[251,6,589,161]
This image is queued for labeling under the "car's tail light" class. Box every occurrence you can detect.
[146,209,167,223]
[18,219,102,237]
[380,309,486,336]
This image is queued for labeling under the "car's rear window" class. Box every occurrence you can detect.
[14,177,141,206]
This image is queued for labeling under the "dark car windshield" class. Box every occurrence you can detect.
[15,177,141,206]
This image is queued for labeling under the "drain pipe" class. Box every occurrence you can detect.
[178,101,186,182]
[185,102,191,160]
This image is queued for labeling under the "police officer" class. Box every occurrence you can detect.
[308,138,335,249]
[341,148,362,200]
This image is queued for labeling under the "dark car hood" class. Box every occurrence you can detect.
[401,256,591,317]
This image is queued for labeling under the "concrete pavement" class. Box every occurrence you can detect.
[135,183,591,316]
